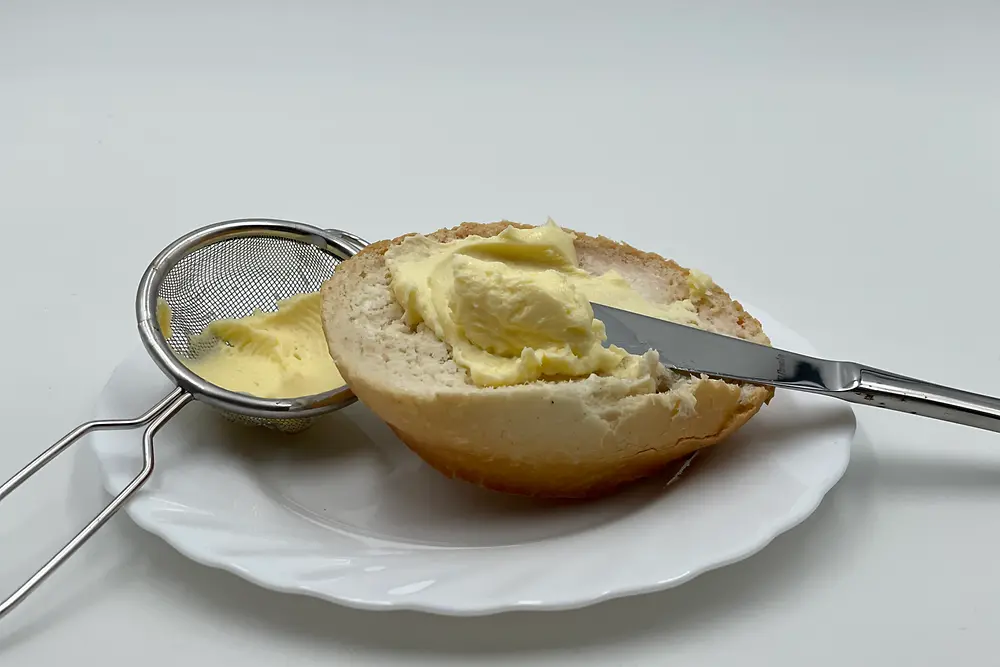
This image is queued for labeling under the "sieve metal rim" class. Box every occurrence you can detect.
[135,217,361,421]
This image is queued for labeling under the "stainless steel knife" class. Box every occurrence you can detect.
[592,302,1000,433]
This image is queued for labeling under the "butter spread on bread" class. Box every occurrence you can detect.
[385,219,707,387]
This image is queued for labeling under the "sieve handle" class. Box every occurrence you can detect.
[0,387,193,620]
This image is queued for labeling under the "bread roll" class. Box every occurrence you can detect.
[321,222,773,498]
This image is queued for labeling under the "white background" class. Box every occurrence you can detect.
[2,1,999,664]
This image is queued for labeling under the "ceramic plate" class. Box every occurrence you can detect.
[89,303,855,615]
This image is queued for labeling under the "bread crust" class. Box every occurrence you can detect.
[321,222,774,498]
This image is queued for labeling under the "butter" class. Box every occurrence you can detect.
[446,254,628,386]
[686,268,715,299]
[179,293,345,399]
[156,298,173,339]
[386,219,706,387]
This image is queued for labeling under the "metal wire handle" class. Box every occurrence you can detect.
[0,388,193,619]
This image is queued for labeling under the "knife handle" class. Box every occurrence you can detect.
[839,367,1000,433]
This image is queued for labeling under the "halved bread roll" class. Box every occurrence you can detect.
[320,222,773,498]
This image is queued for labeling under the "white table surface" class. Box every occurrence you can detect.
[2,2,999,664]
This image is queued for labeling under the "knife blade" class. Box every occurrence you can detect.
[591,301,1000,433]
[591,302,862,393]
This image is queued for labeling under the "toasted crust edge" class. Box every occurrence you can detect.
[388,397,765,498]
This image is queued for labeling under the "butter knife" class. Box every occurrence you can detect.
[592,302,1000,433]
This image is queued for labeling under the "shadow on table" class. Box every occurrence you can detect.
[4,423,1000,659]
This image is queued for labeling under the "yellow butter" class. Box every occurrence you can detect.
[156,298,173,339]
[686,268,715,299]
[178,293,345,399]
[386,219,707,387]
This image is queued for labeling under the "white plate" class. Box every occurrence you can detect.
[89,304,855,616]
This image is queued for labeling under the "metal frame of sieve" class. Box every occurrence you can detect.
[137,218,362,421]
[0,218,368,619]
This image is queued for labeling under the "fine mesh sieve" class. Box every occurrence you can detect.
[0,218,368,619]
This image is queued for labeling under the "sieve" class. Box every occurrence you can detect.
[0,218,369,619]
